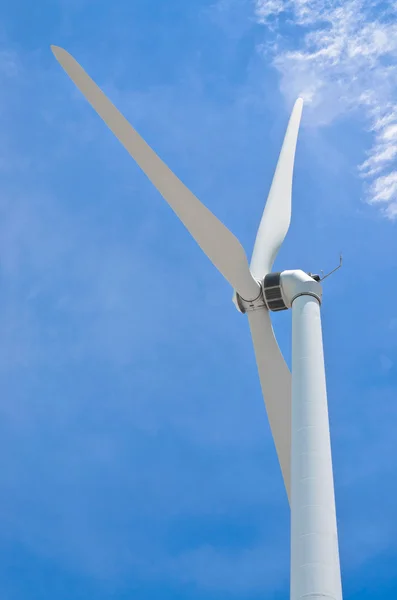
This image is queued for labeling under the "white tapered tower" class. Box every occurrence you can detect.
[282,271,342,600]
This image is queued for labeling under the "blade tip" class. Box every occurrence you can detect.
[50,45,68,61]
[292,97,304,121]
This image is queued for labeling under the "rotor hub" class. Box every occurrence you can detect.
[233,287,266,313]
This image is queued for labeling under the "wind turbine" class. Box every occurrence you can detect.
[52,46,343,600]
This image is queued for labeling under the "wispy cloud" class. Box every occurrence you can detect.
[255,0,397,218]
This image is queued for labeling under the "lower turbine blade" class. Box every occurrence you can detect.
[51,46,260,301]
[247,308,291,501]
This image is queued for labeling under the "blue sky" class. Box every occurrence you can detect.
[0,0,397,598]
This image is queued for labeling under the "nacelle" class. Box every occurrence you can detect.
[234,270,322,313]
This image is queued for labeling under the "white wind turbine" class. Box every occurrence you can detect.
[52,46,343,600]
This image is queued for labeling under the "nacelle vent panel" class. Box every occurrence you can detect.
[263,272,288,312]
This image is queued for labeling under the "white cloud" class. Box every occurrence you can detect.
[255,0,285,22]
[255,0,397,218]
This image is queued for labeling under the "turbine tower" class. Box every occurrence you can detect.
[52,46,343,600]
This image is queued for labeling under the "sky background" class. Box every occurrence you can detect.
[0,0,397,598]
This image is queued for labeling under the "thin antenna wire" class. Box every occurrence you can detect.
[320,254,343,282]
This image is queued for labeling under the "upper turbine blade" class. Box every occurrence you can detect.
[51,46,260,301]
[250,99,303,281]
[247,307,291,502]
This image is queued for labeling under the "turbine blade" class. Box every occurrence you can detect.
[250,99,303,281]
[51,46,260,301]
[247,307,291,501]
